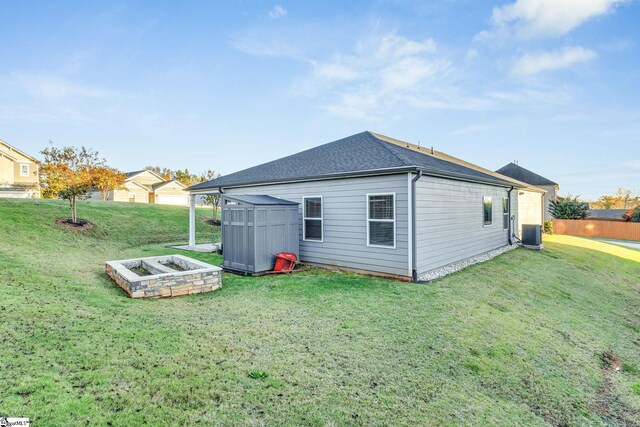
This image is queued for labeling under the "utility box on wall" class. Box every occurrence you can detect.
[221,195,299,274]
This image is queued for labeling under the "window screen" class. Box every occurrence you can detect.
[303,197,322,241]
[20,164,29,176]
[368,194,395,247]
[503,197,509,230]
[483,196,492,226]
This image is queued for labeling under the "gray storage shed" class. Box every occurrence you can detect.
[221,195,299,274]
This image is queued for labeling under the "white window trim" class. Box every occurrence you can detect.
[302,195,323,242]
[502,197,509,230]
[20,163,29,177]
[366,192,396,249]
[483,196,493,227]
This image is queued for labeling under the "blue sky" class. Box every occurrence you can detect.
[1,0,638,199]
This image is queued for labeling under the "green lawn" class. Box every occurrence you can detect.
[1,199,639,426]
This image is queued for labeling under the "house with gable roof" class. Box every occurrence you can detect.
[188,131,547,281]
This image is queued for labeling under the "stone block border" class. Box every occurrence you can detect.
[106,254,222,298]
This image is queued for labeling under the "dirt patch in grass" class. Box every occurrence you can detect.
[204,218,221,226]
[55,218,95,231]
[600,352,622,372]
[591,352,640,424]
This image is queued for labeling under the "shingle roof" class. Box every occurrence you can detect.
[589,209,627,219]
[190,131,523,191]
[125,169,168,182]
[0,139,39,163]
[152,180,186,191]
[495,163,558,186]
[224,195,299,205]
[124,170,146,179]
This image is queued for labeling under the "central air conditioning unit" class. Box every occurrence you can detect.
[521,224,543,250]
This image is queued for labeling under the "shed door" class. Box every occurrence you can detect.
[223,206,250,271]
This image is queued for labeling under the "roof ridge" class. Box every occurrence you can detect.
[369,131,539,190]
[496,162,557,186]
[189,131,525,191]
[366,131,414,167]
[0,138,39,163]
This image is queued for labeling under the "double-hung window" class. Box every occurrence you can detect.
[367,193,395,248]
[303,196,323,241]
[20,164,29,176]
[502,197,509,230]
[483,196,493,227]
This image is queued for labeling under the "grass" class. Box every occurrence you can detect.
[1,198,639,426]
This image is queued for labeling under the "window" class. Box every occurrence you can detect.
[367,193,395,247]
[503,197,509,230]
[303,196,323,241]
[483,196,493,226]
[20,164,29,177]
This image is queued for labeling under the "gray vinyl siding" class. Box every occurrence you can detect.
[415,176,514,275]
[224,174,410,277]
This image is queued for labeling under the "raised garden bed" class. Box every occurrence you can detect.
[106,255,222,298]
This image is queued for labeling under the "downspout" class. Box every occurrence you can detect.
[507,186,514,245]
[411,170,423,282]
[218,186,224,194]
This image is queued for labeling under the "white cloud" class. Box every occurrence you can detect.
[268,5,287,20]
[374,34,437,59]
[234,24,585,121]
[14,74,118,100]
[286,33,457,121]
[624,160,640,169]
[477,0,625,41]
[512,46,597,75]
[312,62,360,81]
[465,48,479,60]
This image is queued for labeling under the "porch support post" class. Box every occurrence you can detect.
[189,193,196,247]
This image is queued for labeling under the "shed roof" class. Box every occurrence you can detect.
[190,131,525,191]
[495,162,558,186]
[224,195,298,205]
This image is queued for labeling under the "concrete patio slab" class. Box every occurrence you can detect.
[595,238,640,251]
[167,243,221,253]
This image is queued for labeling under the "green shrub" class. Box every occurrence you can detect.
[543,220,553,234]
[549,195,590,220]
[629,206,640,223]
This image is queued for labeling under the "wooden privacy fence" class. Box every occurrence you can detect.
[553,219,640,241]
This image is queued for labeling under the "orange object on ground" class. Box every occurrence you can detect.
[267,252,298,274]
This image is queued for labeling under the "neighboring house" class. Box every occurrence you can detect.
[89,169,189,206]
[0,139,40,198]
[496,162,558,221]
[188,131,546,281]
